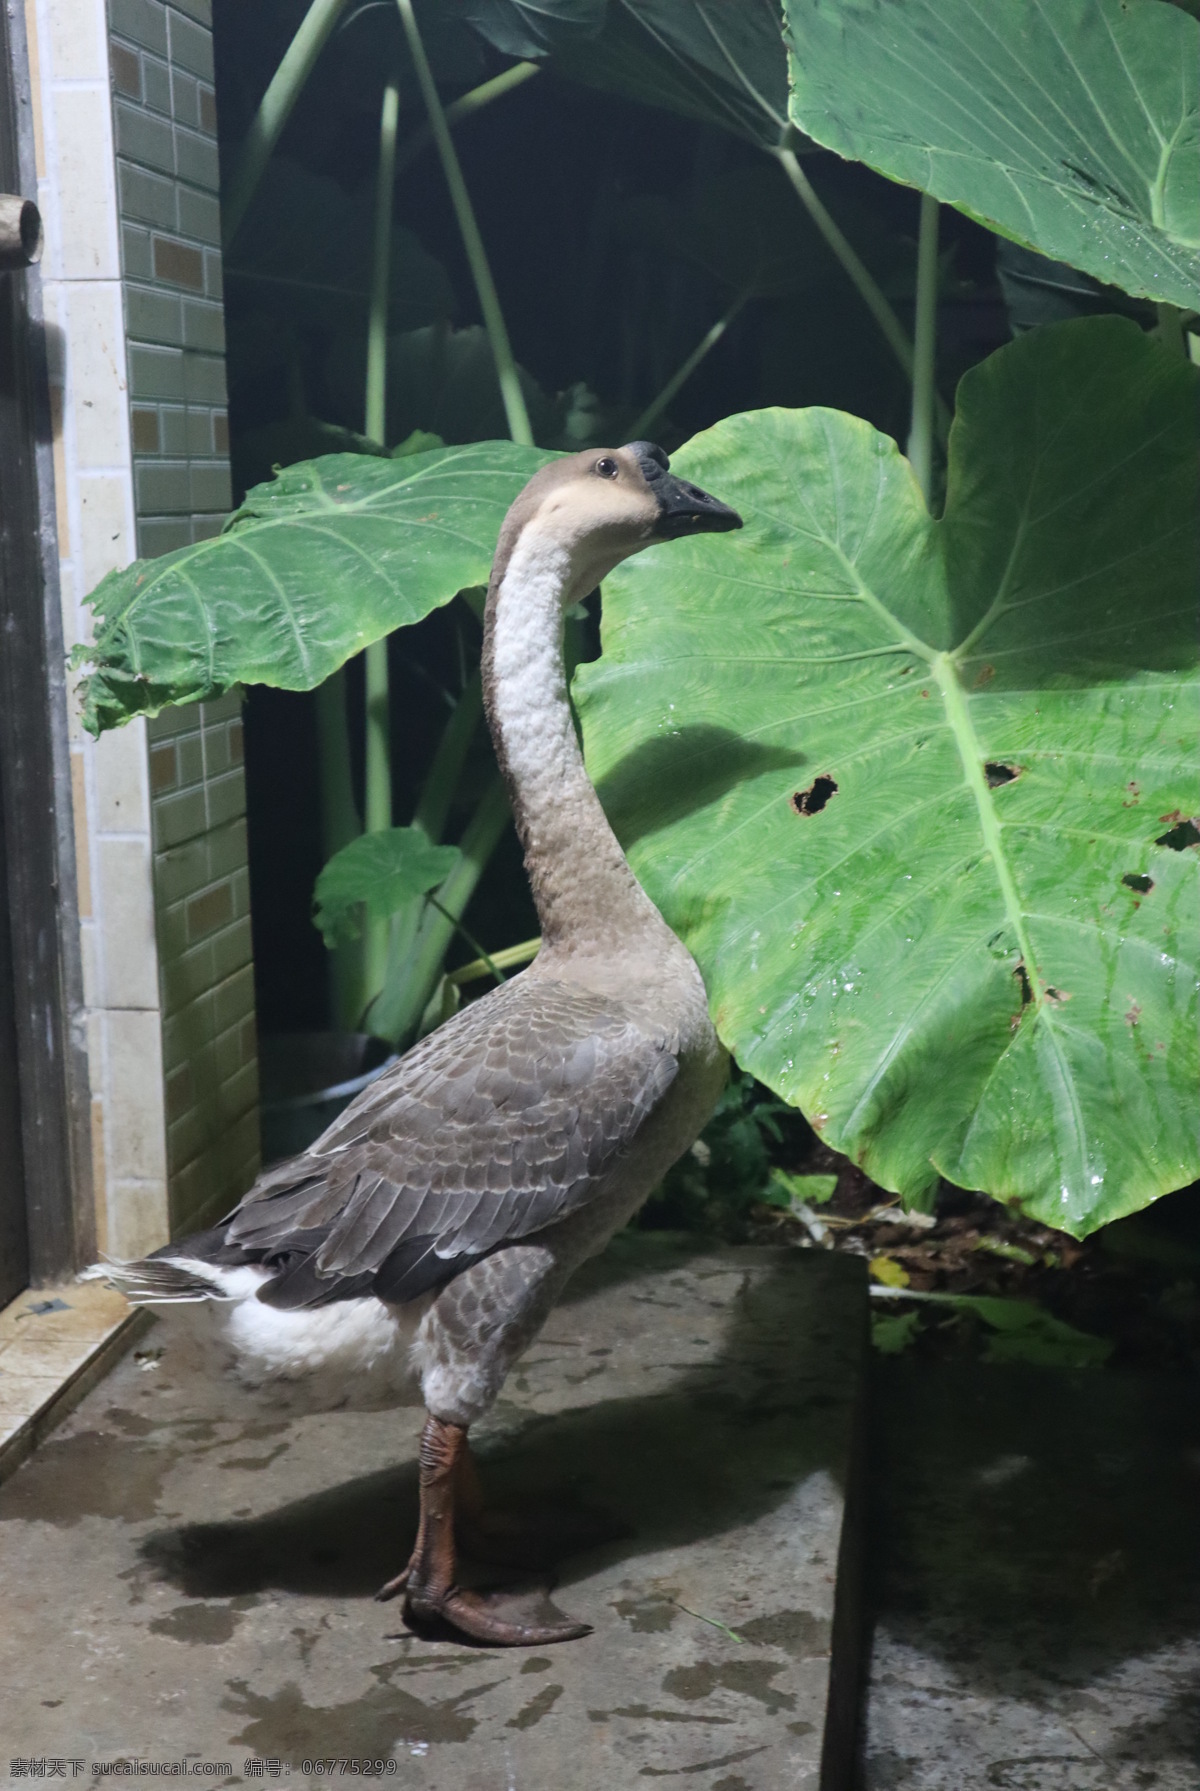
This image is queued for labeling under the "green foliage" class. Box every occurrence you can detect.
[313,827,462,946]
[485,0,791,147]
[870,1293,1113,1365]
[783,0,1200,309]
[641,1069,803,1235]
[763,1169,839,1211]
[577,318,1200,1236]
[76,441,551,734]
[871,1308,923,1355]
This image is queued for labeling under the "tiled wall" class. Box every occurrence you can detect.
[20,0,258,1262]
[107,0,231,557]
[104,0,258,1236]
[148,697,258,1235]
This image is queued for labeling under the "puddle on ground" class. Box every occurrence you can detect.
[223,1671,510,1759]
[148,1602,243,1645]
[662,1657,797,1715]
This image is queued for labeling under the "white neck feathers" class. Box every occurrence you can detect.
[483,521,668,955]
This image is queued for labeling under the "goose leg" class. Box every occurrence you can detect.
[376,1413,592,1646]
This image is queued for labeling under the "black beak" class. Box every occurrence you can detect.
[624,440,743,539]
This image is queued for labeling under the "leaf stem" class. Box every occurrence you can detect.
[393,61,540,181]
[360,77,404,1005]
[366,77,401,446]
[426,894,506,986]
[315,668,366,1027]
[222,0,352,247]
[906,193,939,508]
[775,146,950,438]
[394,0,534,447]
[369,775,512,1043]
[449,935,540,986]
[362,635,393,1005]
[379,665,485,1005]
[630,288,752,440]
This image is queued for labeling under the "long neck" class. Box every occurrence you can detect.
[482,522,668,956]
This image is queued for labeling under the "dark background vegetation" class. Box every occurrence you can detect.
[210,0,1010,1038]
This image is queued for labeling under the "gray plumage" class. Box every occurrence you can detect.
[213,975,679,1303]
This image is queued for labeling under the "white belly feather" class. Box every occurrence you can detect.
[151,1257,429,1412]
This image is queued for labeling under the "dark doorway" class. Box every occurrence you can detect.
[0,805,28,1306]
[0,11,33,1306]
[0,3,91,1294]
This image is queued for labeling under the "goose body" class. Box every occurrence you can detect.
[102,442,742,1642]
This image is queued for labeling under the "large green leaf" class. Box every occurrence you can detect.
[313,828,462,947]
[783,0,1200,310]
[527,0,790,148]
[77,442,552,735]
[577,318,1199,1236]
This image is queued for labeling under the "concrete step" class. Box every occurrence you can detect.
[0,1232,868,1789]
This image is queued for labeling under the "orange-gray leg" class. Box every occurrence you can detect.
[376,1413,591,1646]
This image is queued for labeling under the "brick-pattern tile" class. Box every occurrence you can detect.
[106,0,260,1232]
[146,699,258,1231]
[110,0,229,563]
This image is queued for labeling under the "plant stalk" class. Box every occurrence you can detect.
[774,146,951,439]
[222,0,352,247]
[426,894,506,986]
[906,192,940,508]
[359,76,406,1007]
[449,935,540,987]
[366,77,401,446]
[385,668,484,978]
[394,61,539,181]
[315,669,366,1027]
[370,775,511,1044]
[630,288,752,440]
[362,638,392,1001]
[394,0,534,446]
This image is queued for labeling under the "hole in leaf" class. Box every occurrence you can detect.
[984,761,1019,788]
[1014,961,1032,1007]
[1122,873,1154,894]
[1045,986,1071,1004]
[791,774,838,817]
[1155,818,1200,851]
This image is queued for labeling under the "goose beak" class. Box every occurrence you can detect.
[652,473,743,539]
[622,440,742,539]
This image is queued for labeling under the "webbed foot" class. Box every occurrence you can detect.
[405,1582,591,1646]
[380,1412,592,1647]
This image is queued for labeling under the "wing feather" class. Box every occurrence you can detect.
[220,974,678,1294]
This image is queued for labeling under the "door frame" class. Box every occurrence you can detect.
[0,0,94,1285]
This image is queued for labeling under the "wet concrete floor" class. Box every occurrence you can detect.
[0,1234,866,1788]
[863,1359,1200,1789]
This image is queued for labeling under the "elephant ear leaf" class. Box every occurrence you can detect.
[314,829,462,948]
[75,440,553,736]
[577,316,1200,1237]
[783,0,1200,310]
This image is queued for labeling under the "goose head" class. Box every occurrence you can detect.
[497,440,742,601]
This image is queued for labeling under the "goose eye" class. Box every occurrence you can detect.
[594,456,619,479]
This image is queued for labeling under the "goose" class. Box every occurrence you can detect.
[99,442,742,1646]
